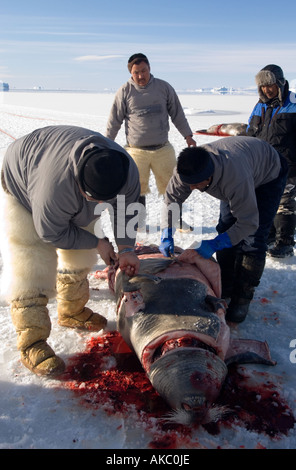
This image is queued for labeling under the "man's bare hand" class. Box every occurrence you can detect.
[97,238,117,265]
[118,251,140,276]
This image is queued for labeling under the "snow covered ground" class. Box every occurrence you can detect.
[0,91,295,451]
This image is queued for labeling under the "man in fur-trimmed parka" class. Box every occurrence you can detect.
[247,64,296,258]
[0,125,140,376]
[106,53,196,230]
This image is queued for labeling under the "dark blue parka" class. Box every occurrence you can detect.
[247,85,296,178]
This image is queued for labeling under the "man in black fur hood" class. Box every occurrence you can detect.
[247,64,296,258]
[255,64,288,106]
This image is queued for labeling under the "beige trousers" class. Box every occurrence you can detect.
[126,142,176,195]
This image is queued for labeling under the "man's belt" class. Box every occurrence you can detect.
[129,143,167,151]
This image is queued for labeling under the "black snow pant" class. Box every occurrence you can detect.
[268,175,296,246]
[216,153,288,304]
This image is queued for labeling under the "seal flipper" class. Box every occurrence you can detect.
[139,257,174,274]
[118,258,174,293]
[225,338,276,366]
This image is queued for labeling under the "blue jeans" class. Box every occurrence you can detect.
[216,154,288,259]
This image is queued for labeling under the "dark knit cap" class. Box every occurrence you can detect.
[78,147,130,200]
[127,53,150,73]
[177,147,214,184]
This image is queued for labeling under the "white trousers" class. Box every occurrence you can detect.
[0,191,98,303]
[126,142,176,195]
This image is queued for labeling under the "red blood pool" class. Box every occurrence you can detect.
[205,365,296,437]
[60,331,295,446]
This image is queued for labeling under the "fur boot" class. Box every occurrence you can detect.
[56,270,107,330]
[11,295,65,376]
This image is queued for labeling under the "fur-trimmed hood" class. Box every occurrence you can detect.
[255,64,288,105]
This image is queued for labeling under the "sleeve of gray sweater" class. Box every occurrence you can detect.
[105,85,127,141]
[165,82,193,138]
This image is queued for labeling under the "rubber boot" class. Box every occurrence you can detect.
[11,295,65,376]
[267,213,295,258]
[216,246,237,302]
[56,270,107,331]
[226,254,266,323]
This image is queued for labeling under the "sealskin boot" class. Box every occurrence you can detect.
[56,270,107,331]
[268,241,294,258]
[20,340,65,376]
[226,254,265,323]
[11,296,65,376]
[268,214,295,258]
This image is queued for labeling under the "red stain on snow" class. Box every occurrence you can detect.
[59,331,295,448]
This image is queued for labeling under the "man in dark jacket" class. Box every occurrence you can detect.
[1,125,140,376]
[247,64,296,258]
[159,137,288,323]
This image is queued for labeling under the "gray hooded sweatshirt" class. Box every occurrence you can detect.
[2,125,140,249]
[163,136,282,245]
[106,75,193,147]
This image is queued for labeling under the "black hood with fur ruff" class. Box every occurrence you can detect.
[255,64,289,105]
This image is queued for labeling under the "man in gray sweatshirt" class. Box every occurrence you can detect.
[160,136,288,323]
[106,53,196,231]
[1,125,140,376]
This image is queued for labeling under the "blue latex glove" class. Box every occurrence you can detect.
[195,232,232,259]
[159,228,174,257]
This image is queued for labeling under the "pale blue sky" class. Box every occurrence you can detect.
[1,0,296,91]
